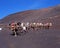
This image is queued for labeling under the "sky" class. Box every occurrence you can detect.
[0,0,60,19]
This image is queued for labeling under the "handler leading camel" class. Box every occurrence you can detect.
[9,22,18,37]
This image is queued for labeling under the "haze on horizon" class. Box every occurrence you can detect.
[0,0,60,19]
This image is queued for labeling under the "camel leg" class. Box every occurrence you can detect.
[14,30,17,37]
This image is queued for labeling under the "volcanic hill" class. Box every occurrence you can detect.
[0,5,60,48]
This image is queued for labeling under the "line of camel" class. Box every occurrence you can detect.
[8,22,52,37]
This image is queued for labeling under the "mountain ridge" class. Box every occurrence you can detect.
[0,5,60,24]
[1,5,60,22]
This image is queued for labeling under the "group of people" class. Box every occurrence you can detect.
[9,22,52,37]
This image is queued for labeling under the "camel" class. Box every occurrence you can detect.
[43,23,52,29]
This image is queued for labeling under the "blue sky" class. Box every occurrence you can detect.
[0,0,60,19]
